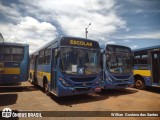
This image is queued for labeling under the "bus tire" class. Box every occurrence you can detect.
[135,79,145,90]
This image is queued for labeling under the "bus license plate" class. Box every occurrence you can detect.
[95,87,101,91]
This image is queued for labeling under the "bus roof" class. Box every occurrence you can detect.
[133,45,160,52]
[100,44,131,49]
[0,42,28,46]
[30,36,99,55]
[107,44,130,49]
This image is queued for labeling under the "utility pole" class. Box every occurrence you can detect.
[0,33,4,43]
[85,23,91,38]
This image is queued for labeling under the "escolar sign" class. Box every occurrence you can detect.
[70,40,92,47]
[60,37,100,49]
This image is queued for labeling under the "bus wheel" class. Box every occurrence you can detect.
[135,79,145,90]
[44,83,49,95]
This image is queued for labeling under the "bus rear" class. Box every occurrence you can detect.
[0,43,29,84]
[102,44,134,89]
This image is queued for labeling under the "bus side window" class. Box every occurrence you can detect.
[12,47,24,62]
[141,54,148,64]
[106,52,110,69]
[4,46,11,61]
[3,46,24,62]
[38,50,45,64]
[44,48,51,64]
[134,55,140,64]
[100,53,103,69]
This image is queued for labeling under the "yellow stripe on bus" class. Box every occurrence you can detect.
[29,69,51,82]
[37,71,51,82]
[133,70,151,77]
[30,69,34,75]
[4,68,20,74]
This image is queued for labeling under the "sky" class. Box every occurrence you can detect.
[0,0,160,53]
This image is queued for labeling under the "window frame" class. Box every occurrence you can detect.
[3,46,24,62]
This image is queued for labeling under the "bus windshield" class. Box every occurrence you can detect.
[60,47,101,75]
[106,51,132,74]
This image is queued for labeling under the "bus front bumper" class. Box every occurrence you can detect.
[104,81,134,89]
[57,85,103,97]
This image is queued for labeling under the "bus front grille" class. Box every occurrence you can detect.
[114,75,130,79]
[117,84,128,87]
[116,80,128,83]
[69,77,96,82]
[74,83,93,86]
[75,87,91,92]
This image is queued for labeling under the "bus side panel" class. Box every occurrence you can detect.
[143,76,152,86]
[20,45,29,82]
[3,74,20,83]
[0,62,20,84]
[133,70,151,77]
[133,69,152,86]
[37,64,51,87]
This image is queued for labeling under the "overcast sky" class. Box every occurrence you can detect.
[0,0,160,53]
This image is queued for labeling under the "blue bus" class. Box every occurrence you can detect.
[101,44,134,89]
[29,36,104,97]
[0,42,29,84]
[133,45,160,89]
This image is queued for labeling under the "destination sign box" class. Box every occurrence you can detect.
[107,45,131,52]
[60,37,100,49]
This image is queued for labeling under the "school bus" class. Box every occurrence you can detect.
[29,36,104,96]
[133,45,160,89]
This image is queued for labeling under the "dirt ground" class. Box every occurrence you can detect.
[0,81,160,120]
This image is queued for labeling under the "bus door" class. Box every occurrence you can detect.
[34,55,38,84]
[51,48,58,91]
[151,51,160,84]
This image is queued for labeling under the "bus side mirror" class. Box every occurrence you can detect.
[54,49,59,58]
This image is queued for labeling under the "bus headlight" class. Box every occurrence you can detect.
[96,78,103,85]
[129,76,134,82]
[59,77,70,86]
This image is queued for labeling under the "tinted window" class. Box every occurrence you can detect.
[3,46,24,62]
[44,48,51,64]
[38,48,51,64]
[12,47,23,54]
[141,54,148,64]
[134,51,148,64]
